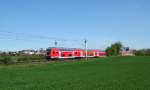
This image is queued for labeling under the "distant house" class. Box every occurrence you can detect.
[21,50,35,55]
[19,48,46,55]
[0,48,46,56]
[121,47,134,56]
[33,48,46,55]
[0,51,2,54]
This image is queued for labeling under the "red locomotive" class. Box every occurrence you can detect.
[46,47,106,60]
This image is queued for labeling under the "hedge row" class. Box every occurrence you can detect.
[0,55,47,65]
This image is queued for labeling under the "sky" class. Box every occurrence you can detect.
[0,0,150,51]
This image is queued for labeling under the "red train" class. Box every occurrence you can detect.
[46,47,106,60]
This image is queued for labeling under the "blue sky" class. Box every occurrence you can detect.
[0,0,150,51]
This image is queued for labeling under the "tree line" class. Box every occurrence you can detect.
[133,49,150,56]
[105,42,150,56]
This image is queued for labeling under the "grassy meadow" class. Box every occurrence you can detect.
[0,56,150,90]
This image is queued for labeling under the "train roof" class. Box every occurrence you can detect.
[47,47,79,51]
[47,47,105,52]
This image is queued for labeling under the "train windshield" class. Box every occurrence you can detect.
[46,49,51,52]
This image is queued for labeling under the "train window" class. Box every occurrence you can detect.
[61,54,65,57]
[47,52,50,55]
[75,52,78,54]
[46,49,51,52]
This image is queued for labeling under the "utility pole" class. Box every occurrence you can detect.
[54,40,58,47]
[84,39,88,60]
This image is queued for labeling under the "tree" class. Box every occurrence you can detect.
[133,49,150,56]
[105,42,123,56]
[106,47,111,56]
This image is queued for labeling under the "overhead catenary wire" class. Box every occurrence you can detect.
[0,30,83,42]
[0,35,52,43]
[0,30,85,48]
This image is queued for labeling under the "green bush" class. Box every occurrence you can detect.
[32,56,46,62]
[17,55,46,62]
[0,55,47,64]
[17,56,31,63]
[0,56,15,65]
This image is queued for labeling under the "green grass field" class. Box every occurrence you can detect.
[0,56,150,90]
